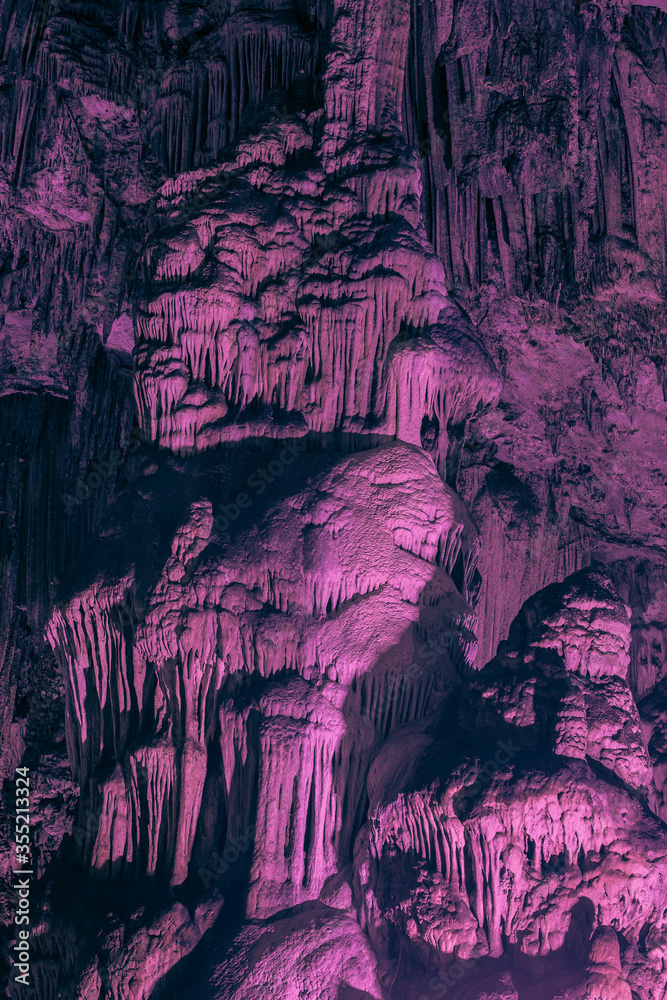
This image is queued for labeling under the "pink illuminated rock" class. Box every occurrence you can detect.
[134,133,500,474]
[354,570,667,998]
[206,908,383,1000]
[46,442,479,906]
[2,0,667,997]
[104,895,224,1000]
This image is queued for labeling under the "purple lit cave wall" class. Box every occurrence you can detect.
[2,0,667,997]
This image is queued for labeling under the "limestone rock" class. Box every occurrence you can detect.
[2,0,667,997]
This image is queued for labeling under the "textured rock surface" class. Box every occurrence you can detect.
[45,441,477,911]
[1,0,667,997]
[357,569,667,997]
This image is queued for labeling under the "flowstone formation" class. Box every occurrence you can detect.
[2,0,667,998]
[359,570,666,998]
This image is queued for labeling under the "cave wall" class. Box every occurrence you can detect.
[1,0,667,998]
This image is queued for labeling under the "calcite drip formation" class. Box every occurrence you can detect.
[0,0,667,998]
[134,102,499,478]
